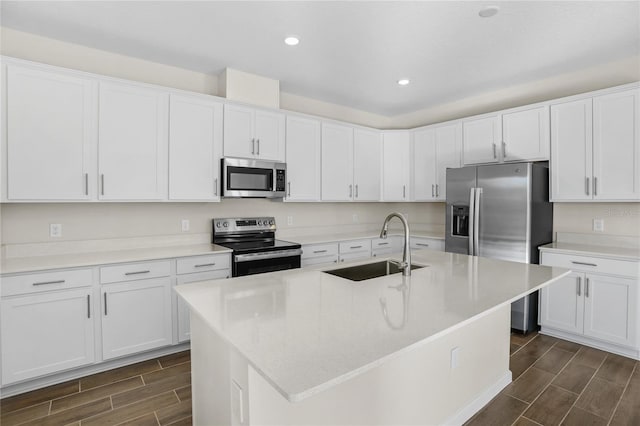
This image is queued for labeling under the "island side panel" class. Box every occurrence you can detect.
[248,305,511,425]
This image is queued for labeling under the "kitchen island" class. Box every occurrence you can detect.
[176,250,570,425]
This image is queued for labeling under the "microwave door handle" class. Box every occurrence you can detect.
[468,188,475,256]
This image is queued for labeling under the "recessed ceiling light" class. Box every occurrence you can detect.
[284,36,300,46]
[397,79,410,86]
[479,6,500,18]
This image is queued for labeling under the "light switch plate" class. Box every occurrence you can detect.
[593,218,604,232]
[181,219,190,232]
[287,215,293,226]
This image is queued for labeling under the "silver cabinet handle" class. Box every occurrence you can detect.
[416,243,429,247]
[33,279,65,286]
[576,276,581,296]
[341,259,345,262]
[313,249,327,254]
[287,182,291,197]
[435,184,439,197]
[87,294,91,319]
[194,263,216,268]
[403,185,406,199]
[378,242,389,246]
[124,270,150,276]
[214,178,218,196]
[571,261,597,267]
[101,174,105,196]
[431,184,435,197]
[84,173,89,196]
[585,277,590,298]
[355,184,359,198]
[349,184,353,198]
[593,177,597,196]
[251,138,255,155]
[492,143,497,159]
[104,292,108,316]
[256,139,260,156]
[585,177,590,196]
[350,245,363,249]
[502,141,506,158]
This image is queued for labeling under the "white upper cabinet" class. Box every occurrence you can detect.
[501,105,550,162]
[353,128,381,201]
[5,64,97,200]
[592,89,640,200]
[223,104,285,161]
[285,115,321,201]
[462,114,501,165]
[98,82,168,200]
[412,122,461,201]
[169,94,223,201]
[551,87,639,201]
[322,122,354,201]
[382,132,411,201]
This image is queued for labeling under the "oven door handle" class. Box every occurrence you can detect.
[234,249,302,263]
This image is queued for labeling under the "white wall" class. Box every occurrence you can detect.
[553,203,640,238]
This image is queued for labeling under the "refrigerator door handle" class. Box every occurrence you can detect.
[468,188,476,255]
[473,187,482,256]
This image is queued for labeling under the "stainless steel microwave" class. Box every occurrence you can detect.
[221,157,286,198]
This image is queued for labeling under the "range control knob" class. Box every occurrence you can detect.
[216,222,221,228]
[257,220,262,226]
[223,221,228,228]
[269,219,275,225]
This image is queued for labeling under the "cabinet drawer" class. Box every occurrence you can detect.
[410,237,444,251]
[2,269,93,297]
[540,252,639,278]
[371,236,402,251]
[302,243,339,259]
[176,254,230,275]
[339,239,372,255]
[100,260,171,284]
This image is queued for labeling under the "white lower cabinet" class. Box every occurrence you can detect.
[338,239,372,263]
[540,251,639,354]
[177,270,229,342]
[101,277,173,360]
[1,270,95,385]
[410,237,444,252]
[301,243,339,267]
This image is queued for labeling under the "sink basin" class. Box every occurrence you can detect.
[323,260,425,282]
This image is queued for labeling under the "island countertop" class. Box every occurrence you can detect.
[176,250,570,403]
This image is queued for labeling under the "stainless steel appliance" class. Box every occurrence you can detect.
[221,157,286,198]
[445,162,553,333]
[213,217,301,277]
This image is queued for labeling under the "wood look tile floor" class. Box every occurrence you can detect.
[1,333,638,425]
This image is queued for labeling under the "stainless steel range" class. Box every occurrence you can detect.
[212,217,302,277]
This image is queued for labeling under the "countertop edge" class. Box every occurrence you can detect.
[539,243,640,262]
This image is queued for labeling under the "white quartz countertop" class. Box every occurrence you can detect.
[176,250,570,403]
[288,230,444,245]
[1,244,232,275]
[539,242,640,262]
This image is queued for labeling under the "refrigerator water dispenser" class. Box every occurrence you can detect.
[451,206,469,237]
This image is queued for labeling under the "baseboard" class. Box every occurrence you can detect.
[540,328,639,360]
[443,370,512,426]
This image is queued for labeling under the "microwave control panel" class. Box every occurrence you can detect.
[275,169,286,192]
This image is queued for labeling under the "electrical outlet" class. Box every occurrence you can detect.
[181,219,190,232]
[450,347,460,370]
[287,215,293,226]
[593,218,604,232]
[49,223,62,238]
[352,213,358,223]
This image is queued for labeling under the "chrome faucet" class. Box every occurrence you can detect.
[379,212,411,276]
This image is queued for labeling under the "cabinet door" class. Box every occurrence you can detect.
[101,278,172,360]
[501,106,550,162]
[98,82,168,200]
[462,115,501,165]
[321,123,354,201]
[177,270,229,343]
[382,132,411,201]
[254,110,285,161]
[285,116,321,201]
[6,65,96,200]
[169,95,222,201]
[592,89,640,201]
[353,129,381,201]
[583,274,637,347]
[223,104,255,158]
[540,271,584,334]
[412,129,437,201]
[434,123,462,201]
[550,99,593,201]
[1,288,95,385]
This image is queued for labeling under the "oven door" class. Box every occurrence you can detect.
[233,249,302,277]
[222,157,285,198]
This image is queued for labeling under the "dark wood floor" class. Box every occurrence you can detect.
[1,333,638,425]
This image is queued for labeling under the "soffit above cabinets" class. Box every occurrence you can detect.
[1,1,638,116]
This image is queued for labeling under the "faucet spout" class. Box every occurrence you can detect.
[379,212,411,276]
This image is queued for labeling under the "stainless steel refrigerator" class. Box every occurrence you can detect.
[445,162,553,333]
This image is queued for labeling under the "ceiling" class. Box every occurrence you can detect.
[1,1,639,116]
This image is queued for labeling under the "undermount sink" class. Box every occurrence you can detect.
[323,260,425,282]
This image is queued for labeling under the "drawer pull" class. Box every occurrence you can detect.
[194,263,216,268]
[416,243,429,247]
[313,250,328,254]
[378,242,389,246]
[32,280,65,286]
[571,261,597,267]
[350,245,363,249]
[124,270,151,276]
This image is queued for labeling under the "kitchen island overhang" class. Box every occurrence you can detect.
[176,250,571,425]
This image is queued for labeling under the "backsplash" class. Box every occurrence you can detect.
[553,203,640,237]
